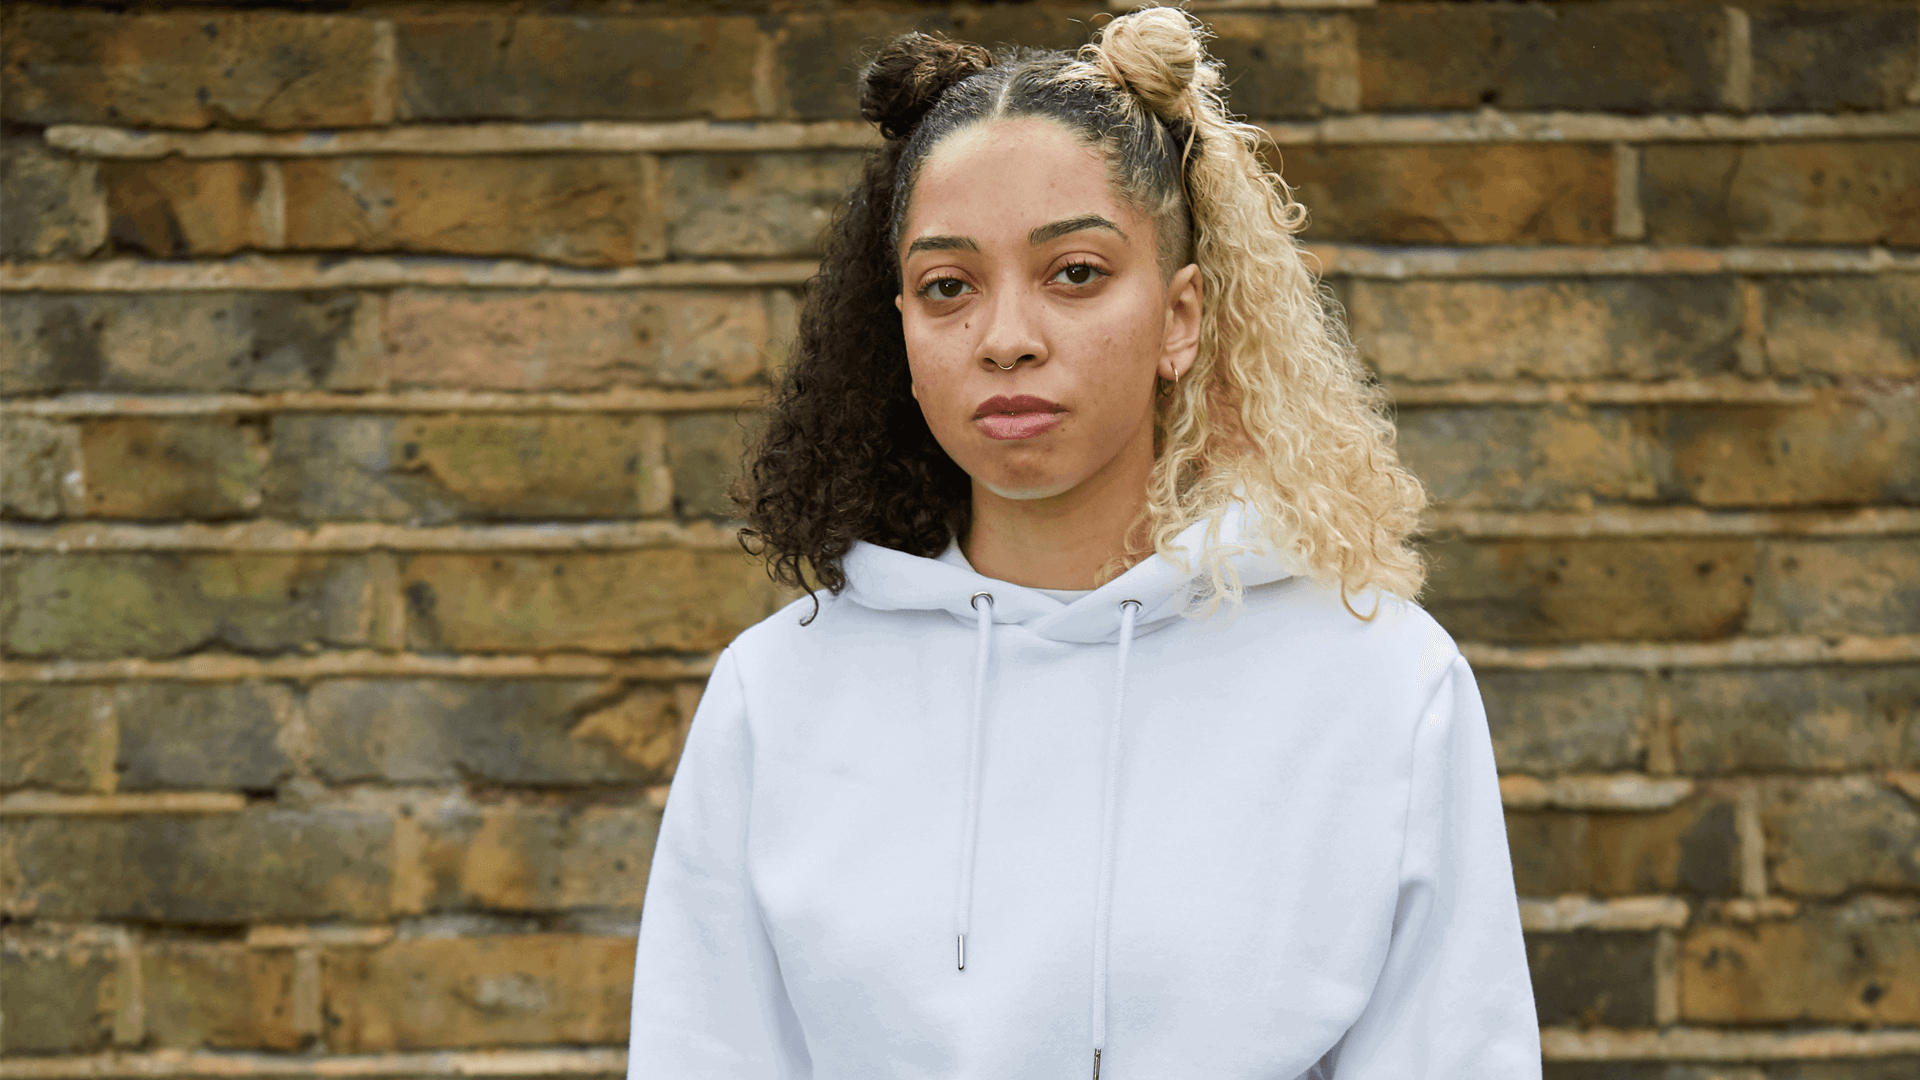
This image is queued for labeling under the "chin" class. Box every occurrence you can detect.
[975,474,1079,501]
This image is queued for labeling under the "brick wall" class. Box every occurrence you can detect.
[1,0,1915,1074]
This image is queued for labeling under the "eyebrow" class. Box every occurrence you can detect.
[903,214,1126,256]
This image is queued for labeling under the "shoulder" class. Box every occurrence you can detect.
[1234,575,1464,704]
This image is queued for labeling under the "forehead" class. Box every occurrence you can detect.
[904,118,1142,243]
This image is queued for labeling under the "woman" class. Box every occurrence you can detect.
[627,7,1539,1077]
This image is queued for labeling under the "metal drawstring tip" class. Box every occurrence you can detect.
[1091,1048,1102,1079]
[956,933,966,971]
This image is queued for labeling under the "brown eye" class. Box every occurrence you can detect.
[1053,263,1105,286]
[922,278,972,300]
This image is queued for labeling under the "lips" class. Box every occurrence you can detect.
[974,394,1064,441]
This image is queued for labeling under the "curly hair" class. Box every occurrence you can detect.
[736,4,1428,614]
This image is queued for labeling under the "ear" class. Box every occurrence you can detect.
[895,293,904,312]
[1157,263,1202,382]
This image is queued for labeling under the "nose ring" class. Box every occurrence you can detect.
[993,357,1020,371]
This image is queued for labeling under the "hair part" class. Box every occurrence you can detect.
[736,4,1427,616]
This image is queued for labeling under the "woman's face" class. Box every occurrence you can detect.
[896,118,1201,502]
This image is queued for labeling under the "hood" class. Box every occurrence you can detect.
[839,500,1300,642]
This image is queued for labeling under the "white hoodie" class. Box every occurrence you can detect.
[627,510,1541,1079]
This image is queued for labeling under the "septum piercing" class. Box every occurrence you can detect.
[993,358,1019,370]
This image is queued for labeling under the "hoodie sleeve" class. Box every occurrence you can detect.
[627,648,810,1079]
[1325,652,1542,1079]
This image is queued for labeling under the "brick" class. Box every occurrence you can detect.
[1396,405,1658,511]
[0,291,381,395]
[1664,396,1920,507]
[114,683,292,792]
[143,940,299,1049]
[1507,796,1738,897]
[1643,142,1920,246]
[1480,670,1650,775]
[0,809,394,922]
[665,411,751,519]
[1763,275,1920,380]
[320,935,634,1051]
[1671,665,1920,774]
[382,289,775,391]
[1206,13,1358,117]
[102,159,274,258]
[0,683,112,792]
[79,418,270,519]
[1764,778,1920,896]
[1277,144,1613,245]
[307,679,678,785]
[0,136,104,259]
[1347,277,1741,383]
[1526,931,1659,1027]
[1749,539,1920,638]
[1548,1062,1920,1080]
[0,8,387,129]
[1753,3,1920,112]
[416,804,659,912]
[397,15,762,123]
[1683,907,1920,1023]
[665,152,863,259]
[263,414,651,523]
[1420,538,1756,644]
[400,550,780,654]
[0,553,374,660]
[0,415,82,520]
[1354,4,1729,113]
[281,156,663,267]
[0,935,119,1053]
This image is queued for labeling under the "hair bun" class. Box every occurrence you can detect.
[1090,6,1213,117]
[860,32,994,141]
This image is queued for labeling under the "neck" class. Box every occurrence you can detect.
[961,427,1155,591]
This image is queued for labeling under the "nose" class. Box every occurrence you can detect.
[977,286,1047,371]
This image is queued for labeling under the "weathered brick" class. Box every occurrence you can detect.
[400,550,781,654]
[0,136,104,259]
[0,291,381,395]
[666,152,863,259]
[1683,906,1920,1023]
[114,682,291,792]
[281,156,663,267]
[1764,778,1920,896]
[1348,277,1741,383]
[102,159,274,258]
[1508,796,1738,897]
[416,804,659,912]
[665,411,751,519]
[1206,13,1358,117]
[1643,141,1920,246]
[1548,1061,1920,1080]
[307,679,679,785]
[320,935,634,1051]
[0,935,119,1053]
[1664,396,1920,507]
[1396,405,1658,511]
[0,553,374,660]
[79,418,270,519]
[1753,3,1920,112]
[382,289,775,391]
[1277,144,1613,245]
[0,809,394,922]
[1763,275,1920,380]
[263,414,651,523]
[143,940,299,1049]
[1749,539,1920,638]
[1526,931,1659,1027]
[1507,796,1739,897]
[0,8,387,129]
[1420,538,1756,644]
[397,15,762,123]
[1671,666,1920,774]
[1354,3,1729,113]
[0,416,82,520]
[0,683,112,792]
[1480,670,1650,775]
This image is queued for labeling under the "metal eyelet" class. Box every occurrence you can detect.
[1119,599,1143,614]
[970,591,994,610]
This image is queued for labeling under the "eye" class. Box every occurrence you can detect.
[1052,263,1107,287]
[919,277,973,300]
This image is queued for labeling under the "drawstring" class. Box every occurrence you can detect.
[954,593,1143,1080]
[956,591,995,971]
[1091,599,1141,1079]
